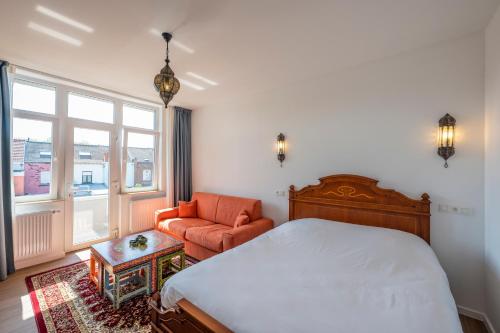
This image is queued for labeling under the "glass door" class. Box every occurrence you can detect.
[66,125,114,249]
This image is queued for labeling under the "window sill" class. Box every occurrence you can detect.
[15,198,62,206]
[120,190,166,201]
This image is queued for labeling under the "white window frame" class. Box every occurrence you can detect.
[121,103,161,193]
[11,78,59,203]
[10,70,164,205]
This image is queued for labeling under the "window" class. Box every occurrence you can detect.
[12,117,54,199]
[40,171,51,185]
[73,128,109,195]
[124,131,157,191]
[123,104,155,130]
[12,81,56,115]
[79,152,91,159]
[68,92,114,123]
[10,70,163,204]
[82,171,93,184]
[122,101,159,192]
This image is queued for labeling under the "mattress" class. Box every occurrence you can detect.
[161,218,462,333]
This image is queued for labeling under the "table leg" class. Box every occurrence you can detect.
[90,253,104,295]
[180,251,186,270]
[152,257,157,293]
[89,254,95,280]
[146,264,151,294]
[113,271,120,309]
[97,261,104,295]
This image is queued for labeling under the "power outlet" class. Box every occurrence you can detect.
[438,204,473,216]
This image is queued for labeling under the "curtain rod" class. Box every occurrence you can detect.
[9,63,164,108]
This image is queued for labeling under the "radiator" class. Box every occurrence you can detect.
[129,196,167,233]
[14,211,54,260]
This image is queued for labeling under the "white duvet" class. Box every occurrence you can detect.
[161,218,462,333]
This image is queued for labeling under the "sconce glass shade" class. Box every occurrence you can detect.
[437,113,456,168]
[277,133,285,167]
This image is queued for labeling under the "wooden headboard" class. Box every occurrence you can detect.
[289,174,431,243]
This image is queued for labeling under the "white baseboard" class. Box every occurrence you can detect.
[458,305,497,333]
[15,251,66,270]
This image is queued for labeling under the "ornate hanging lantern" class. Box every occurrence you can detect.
[154,32,180,107]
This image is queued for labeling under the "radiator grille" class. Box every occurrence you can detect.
[129,196,167,233]
[14,211,53,259]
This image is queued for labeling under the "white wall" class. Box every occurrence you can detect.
[485,5,500,331]
[193,33,486,311]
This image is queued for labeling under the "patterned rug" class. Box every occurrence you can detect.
[26,258,196,333]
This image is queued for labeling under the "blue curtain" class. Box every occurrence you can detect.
[0,60,15,280]
[173,107,192,206]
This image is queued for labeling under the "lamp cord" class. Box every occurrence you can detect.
[166,40,170,63]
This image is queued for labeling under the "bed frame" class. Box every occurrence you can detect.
[149,174,431,332]
[289,174,431,243]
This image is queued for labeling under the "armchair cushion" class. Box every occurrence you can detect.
[234,210,250,228]
[179,200,198,218]
[185,224,232,252]
[222,218,274,251]
[158,218,213,239]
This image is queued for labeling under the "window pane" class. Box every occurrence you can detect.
[68,93,114,123]
[73,127,110,196]
[123,105,155,130]
[73,128,110,244]
[12,82,55,115]
[126,132,155,190]
[12,118,53,198]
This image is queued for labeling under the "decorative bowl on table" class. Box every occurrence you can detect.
[129,234,148,248]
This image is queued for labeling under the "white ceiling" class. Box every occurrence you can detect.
[0,0,498,109]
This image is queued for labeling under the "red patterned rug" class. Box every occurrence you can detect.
[26,258,195,333]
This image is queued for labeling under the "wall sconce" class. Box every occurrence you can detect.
[276,133,286,167]
[437,113,456,168]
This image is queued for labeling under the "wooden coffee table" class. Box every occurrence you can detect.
[89,230,185,309]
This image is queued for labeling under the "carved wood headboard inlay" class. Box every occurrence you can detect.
[322,186,375,199]
[289,174,431,243]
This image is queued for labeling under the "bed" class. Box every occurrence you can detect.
[149,174,462,333]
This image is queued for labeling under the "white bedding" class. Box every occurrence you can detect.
[161,218,462,333]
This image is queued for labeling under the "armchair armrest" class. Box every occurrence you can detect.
[222,218,273,251]
[155,207,179,228]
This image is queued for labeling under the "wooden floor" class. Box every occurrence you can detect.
[460,315,489,333]
[0,250,490,333]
